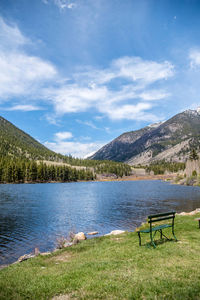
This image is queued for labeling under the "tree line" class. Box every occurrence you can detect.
[93,162,131,177]
[0,158,95,183]
[145,161,186,175]
[0,157,132,183]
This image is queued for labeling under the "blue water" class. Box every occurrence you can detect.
[0,180,200,265]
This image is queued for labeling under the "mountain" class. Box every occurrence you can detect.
[0,116,60,161]
[0,116,132,181]
[90,109,200,165]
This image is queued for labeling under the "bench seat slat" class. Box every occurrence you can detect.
[148,211,175,218]
[139,224,171,233]
[148,216,174,223]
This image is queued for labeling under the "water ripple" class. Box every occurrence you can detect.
[0,181,200,265]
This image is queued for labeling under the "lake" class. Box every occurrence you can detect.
[0,180,200,265]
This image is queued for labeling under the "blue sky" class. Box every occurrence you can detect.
[1,0,200,157]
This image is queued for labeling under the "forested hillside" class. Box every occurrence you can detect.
[0,116,61,160]
[0,116,131,183]
[0,158,95,183]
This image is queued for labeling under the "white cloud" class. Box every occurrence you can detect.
[5,104,42,111]
[189,49,200,68]
[0,53,56,100]
[49,85,107,114]
[76,119,99,129]
[0,18,57,102]
[139,90,170,101]
[67,2,76,9]
[44,141,105,158]
[54,131,73,141]
[45,56,174,121]
[99,102,158,121]
[43,0,77,10]
[0,17,174,122]
[74,57,174,86]
[44,130,103,158]
[44,114,60,125]
[111,56,174,84]
[0,17,29,50]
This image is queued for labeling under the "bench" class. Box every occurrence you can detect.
[137,211,177,248]
[195,218,200,228]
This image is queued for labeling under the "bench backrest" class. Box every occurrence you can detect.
[148,211,176,224]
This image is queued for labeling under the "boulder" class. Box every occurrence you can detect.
[178,208,200,216]
[18,254,35,262]
[34,247,40,256]
[40,252,51,256]
[63,242,73,247]
[73,232,86,241]
[87,231,99,235]
[104,230,125,236]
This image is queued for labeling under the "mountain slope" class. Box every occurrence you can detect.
[90,123,162,161]
[90,109,200,165]
[0,116,132,179]
[0,116,60,160]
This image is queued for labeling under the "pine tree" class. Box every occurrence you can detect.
[189,149,199,160]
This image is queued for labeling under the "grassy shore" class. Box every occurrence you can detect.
[0,214,200,300]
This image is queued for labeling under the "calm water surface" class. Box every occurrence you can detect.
[0,180,200,265]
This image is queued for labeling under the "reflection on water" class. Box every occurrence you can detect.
[0,180,200,265]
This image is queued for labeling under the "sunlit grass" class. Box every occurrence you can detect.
[0,214,200,299]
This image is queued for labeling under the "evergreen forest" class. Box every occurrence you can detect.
[145,161,186,175]
[0,158,132,183]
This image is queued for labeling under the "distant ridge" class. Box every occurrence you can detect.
[90,108,200,165]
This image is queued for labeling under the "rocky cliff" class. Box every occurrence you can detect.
[90,109,200,165]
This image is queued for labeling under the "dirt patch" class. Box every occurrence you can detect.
[49,252,73,263]
[52,294,73,300]
[110,237,123,242]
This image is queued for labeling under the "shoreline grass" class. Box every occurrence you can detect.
[0,214,200,299]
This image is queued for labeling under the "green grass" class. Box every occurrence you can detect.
[0,214,200,299]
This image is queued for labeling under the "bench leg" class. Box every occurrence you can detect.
[172,226,177,241]
[138,232,141,246]
[160,229,163,240]
[150,231,156,248]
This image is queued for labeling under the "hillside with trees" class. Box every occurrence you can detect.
[0,116,131,183]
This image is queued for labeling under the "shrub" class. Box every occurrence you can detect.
[192,170,197,177]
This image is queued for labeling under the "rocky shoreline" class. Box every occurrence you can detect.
[0,229,126,270]
[1,209,200,271]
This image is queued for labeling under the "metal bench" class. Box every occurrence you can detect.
[137,211,177,248]
[195,218,200,228]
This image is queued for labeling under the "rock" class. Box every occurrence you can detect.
[188,211,197,215]
[178,212,187,216]
[73,232,86,241]
[40,252,51,256]
[63,242,73,247]
[177,208,200,216]
[34,247,40,256]
[87,231,99,235]
[104,230,125,236]
[18,254,35,262]
[72,238,79,245]
[178,208,200,216]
